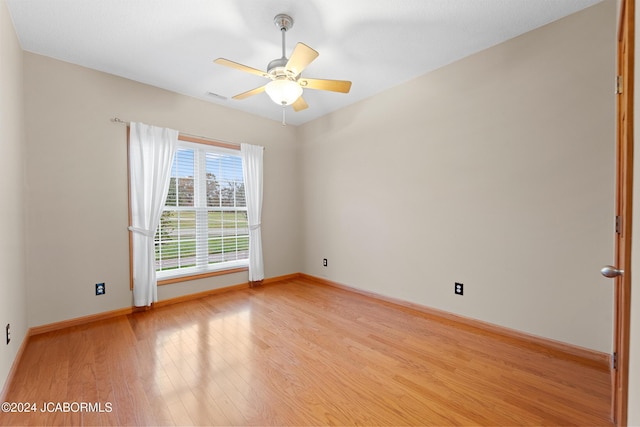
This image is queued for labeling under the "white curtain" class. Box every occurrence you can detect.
[241,143,264,284]
[129,122,178,306]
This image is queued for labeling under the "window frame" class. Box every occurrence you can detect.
[127,132,248,289]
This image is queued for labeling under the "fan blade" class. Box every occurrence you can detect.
[286,43,319,76]
[292,96,308,112]
[299,78,352,93]
[232,85,266,100]
[214,58,268,78]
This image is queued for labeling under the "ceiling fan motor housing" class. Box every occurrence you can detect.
[267,58,289,75]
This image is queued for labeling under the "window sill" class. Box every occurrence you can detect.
[157,266,248,286]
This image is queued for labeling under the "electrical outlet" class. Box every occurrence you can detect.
[96,283,105,295]
[6,323,10,345]
[323,258,328,267]
[455,282,464,295]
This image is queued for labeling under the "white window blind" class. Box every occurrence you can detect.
[155,141,248,279]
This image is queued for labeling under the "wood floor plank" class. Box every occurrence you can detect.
[0,278,612,426]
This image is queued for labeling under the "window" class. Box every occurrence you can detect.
[155,139,248,281]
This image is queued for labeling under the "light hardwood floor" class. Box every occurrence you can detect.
[1,278,612,426]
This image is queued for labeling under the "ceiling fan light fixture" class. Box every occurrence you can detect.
[265,79,303,106]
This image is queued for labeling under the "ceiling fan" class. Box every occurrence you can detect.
[214,13,352,115]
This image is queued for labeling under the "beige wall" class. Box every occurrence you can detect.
[299,1,616,352]
[23,53,301,327]
[0,0,28,394]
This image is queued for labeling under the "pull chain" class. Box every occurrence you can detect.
[282,105,287,126]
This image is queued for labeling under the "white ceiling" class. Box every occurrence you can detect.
[5,0,603,126]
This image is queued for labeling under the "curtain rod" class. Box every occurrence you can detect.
[110,117,255,150]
